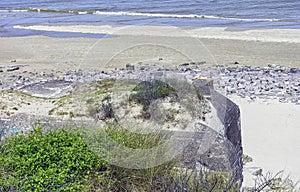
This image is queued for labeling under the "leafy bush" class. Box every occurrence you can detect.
[0,126,107,191]
[130,80,178,111]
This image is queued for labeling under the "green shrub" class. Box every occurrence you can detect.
[0,126,107,191]
[130,80,178,111]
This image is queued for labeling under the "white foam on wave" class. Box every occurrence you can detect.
[0,9,28,12]
[93,11,281,22]
[0,8,282,23]
[78,11,88,15]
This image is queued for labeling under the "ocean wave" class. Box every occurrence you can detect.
[92,11,281,22]
[0,9,28,12]
[0,8,283,22]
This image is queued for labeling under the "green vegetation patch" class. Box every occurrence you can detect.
[0,126,107,191]
[130,79,178,111]
[106,123,168,149]
[0,123,247,191]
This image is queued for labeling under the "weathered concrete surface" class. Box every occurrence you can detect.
[193,79,243,183]
[18,80,73,98]
[0,113,92,142]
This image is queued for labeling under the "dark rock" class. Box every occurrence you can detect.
[126,63,135,70]
[249,95,256,100]
[234,61,239,64]
[180,63,190,66]
[290,68,299,73]
[181,68,192,72]
[7,66,20,72]
[195,61,206,65]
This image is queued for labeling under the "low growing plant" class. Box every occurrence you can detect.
[0,126,107,191]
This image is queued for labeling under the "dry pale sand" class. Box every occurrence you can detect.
[1,25,300,186]
[1,25,300,72]
[228,95,300,187]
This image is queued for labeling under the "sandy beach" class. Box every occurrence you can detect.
[1,25,300,187]
[1,26,300,72]
[229,96,300,187]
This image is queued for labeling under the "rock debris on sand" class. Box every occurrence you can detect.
[1,63,299,104]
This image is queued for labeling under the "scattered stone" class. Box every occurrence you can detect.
[126,63,135,70]
[212,64,300,103]
[180,63,189,66]
[150,71,164,77]
[242,154,253,165]
[252,168,263,176]
[195,61,206,65]
[291,98,298,103]
[0,62,299,104]
[10,59,17,63]
[7,66,20,72]
[181,68,192,72]
[234,61,239,64]
[290,68,299,73]
[249,95,256,100]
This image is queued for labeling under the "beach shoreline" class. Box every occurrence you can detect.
[13,25,300,43]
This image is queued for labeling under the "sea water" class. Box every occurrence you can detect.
[0,0,299,36]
